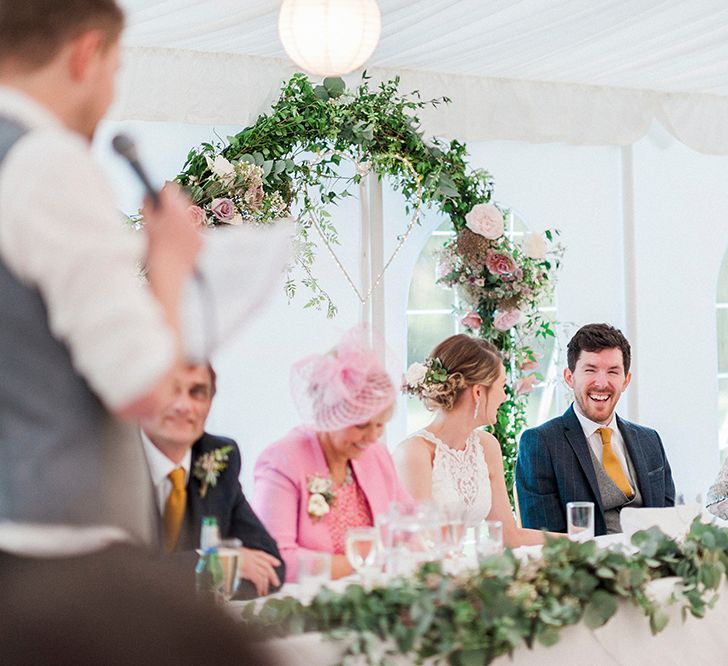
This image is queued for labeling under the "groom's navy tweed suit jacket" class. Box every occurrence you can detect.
[163,432,284,599]
[515,405,675,536]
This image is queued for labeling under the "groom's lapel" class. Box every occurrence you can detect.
[562,405,604,513]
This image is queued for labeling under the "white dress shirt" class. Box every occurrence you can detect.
[0,85,175,410]
[573,402,635,486]
[141,431,192,514]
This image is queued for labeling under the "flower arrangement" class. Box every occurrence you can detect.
[242,519,728,665]
[153,72,562,496]
[306,473,336,520]
[192,445,233,498]
[402,357,449,398]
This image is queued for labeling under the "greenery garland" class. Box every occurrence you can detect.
[170,73,561,491]
[243,520,728,665]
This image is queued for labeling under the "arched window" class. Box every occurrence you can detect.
[406,212,559,433]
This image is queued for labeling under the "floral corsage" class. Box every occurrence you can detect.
[306,473,336,520]
[192,445,233,498]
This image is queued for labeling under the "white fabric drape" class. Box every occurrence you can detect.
[112,46,728,154]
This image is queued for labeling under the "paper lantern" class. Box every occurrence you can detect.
[278,0,382,77]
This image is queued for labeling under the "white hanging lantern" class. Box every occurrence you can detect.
[278,0,382,77]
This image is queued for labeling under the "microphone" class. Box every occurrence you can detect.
[111,133,160,208]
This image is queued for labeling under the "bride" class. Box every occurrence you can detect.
[395,333,549,547]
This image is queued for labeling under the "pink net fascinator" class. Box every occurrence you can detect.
[290,329,396,432]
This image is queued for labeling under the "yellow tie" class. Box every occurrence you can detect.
[597,427,633,498]
[164,467,187,552]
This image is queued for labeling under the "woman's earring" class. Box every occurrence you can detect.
[473,397,481,420]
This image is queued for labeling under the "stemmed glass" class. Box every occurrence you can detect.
[345,527,380,585]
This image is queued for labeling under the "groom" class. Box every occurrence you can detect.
[515,323,675,535]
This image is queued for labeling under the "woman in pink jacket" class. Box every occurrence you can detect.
[254,332,411,581]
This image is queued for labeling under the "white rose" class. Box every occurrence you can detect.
[465,203,504,240]
[405,362,427,387]
[308,493,330,517]
[205,154,236,181]
[308,476,331,494]
[523,233,547,259]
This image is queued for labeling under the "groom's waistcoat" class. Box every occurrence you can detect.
[0,116,153,542]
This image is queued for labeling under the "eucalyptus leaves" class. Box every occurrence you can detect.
[243,519,728,665]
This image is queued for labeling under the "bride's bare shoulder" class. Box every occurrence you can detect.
[475,430,503,459]
[394,433,435,463]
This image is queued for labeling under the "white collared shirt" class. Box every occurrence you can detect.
[572,402,635,486]
[141,431,192,514]
[0,85,175,410]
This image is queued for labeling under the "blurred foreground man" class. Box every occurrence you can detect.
[140,364,285,598]
[0,0,202,552]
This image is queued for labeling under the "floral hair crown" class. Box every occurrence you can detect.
[402,357,450,396]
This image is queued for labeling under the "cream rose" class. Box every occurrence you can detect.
[205,154,236,181]
[308,493,330,518]
[405,362,427,387]
[308,475,332,495]
[465,203,504,240]
[523,233,547,259]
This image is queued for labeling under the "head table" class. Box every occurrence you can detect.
[231,517,728,665]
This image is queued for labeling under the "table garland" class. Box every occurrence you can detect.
[158,72,563,493]
[242,519,728,665]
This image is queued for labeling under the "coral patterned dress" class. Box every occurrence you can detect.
[327,466,373,554]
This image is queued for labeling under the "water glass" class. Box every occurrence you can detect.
[217,538,242,601]
[440,502,466,558]
[566,501,594,542]
[345,526,380,582]
[475,520,503,560]
[297,551,331,603]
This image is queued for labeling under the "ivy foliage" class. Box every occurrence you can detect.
[243,519,728,664]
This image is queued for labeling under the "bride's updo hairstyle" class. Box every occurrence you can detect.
[423,334,501,411]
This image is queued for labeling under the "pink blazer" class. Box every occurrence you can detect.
[253,426,412,581]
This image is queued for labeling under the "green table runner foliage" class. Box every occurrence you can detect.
[243,519,728,665]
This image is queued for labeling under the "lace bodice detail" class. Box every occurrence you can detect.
[417,429,492,527]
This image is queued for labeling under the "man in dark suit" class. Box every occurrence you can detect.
[516,323,675,536]
[139,363,284,598]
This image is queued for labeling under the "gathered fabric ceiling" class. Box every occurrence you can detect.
[114,0,728,153]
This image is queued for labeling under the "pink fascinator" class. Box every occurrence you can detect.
[290,329,396,431]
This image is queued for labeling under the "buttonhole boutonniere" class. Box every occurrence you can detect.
[192,445,233,498]
[306,473,336,521]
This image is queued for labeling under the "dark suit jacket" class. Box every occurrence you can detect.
[165,433,285,599]
[515,404,675,536]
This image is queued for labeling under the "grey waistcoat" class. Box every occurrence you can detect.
[0,116,153,544]
[588,444,643,534]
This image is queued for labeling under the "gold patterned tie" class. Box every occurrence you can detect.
[597,427,633,498]
[163,467,187,552]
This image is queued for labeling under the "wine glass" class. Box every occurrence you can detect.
[345,527,380,584]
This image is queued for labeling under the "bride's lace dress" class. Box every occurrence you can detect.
[415,429,492,527]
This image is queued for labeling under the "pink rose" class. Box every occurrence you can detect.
[515,374,538,395]
[210,197,235,221]
[187,205,206,228]
[486,252,518,275]
[493,309,522,331]
[465,203,504,240]
[461,312,482,330]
